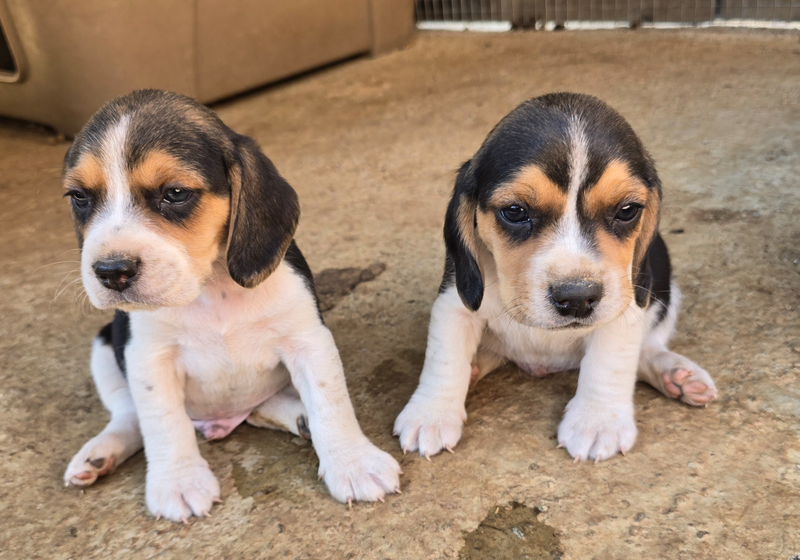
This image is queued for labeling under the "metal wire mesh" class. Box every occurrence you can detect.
[415,0,800,25]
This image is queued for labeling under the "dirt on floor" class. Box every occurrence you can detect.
[1,28,799,560]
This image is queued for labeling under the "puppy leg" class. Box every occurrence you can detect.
[247,383,311,440]
[637,285,717,406]
[126,333,219,522]
[557,303,644,462]
[394,286,486,457]
[65,337,142,487]
[282,323,401,504]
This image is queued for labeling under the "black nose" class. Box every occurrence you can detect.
[549,280,603,319]
[93,258,140,292]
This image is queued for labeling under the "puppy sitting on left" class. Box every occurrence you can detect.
[62,89,401,521]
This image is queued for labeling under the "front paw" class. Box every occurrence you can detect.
[557,397,637,462]
[146,459,220,522]
[319,440,401,504]
[393,396,466,458]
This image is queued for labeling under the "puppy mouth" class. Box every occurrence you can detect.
[95,280,204,309]
[114,300,159,312]
[91,289,157,310]
[86,277,167,309]
[546,320,595,331]
[508,310,596,331]
[543,303,631,331]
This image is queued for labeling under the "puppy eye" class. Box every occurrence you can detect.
[500,205,529,224]
[66,190,90,209]
[163,187,192,204]
[615,203,642,222]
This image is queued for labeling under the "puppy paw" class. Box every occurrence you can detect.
[393,397,466,458]
[146,459,220,522]
[319,440,401,504]
[64,433,126,487]
[296,415,312,441]
[662,366,717,406]
[557,397,637,462]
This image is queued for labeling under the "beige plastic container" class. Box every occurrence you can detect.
[0,0,413,135]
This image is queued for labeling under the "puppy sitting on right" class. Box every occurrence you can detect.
[395,93,717,462]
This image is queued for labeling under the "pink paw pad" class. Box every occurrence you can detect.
[662,368,716,406]
[68,456,116,487]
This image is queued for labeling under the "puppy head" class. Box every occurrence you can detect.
[445,93,661,330]
[63,89,299,310]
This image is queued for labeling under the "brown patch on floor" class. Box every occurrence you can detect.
[460,502,563,560]
[231,460,278,502]
[315,262,386,311]
[692,207,762,224]
[365,348,425,397]
[229,424,315,504]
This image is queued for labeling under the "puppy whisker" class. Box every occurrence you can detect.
[34,260,82,274]
[52,270,82,301]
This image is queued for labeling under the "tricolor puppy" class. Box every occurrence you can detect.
[395,93,717,462]
[62,89,401,520]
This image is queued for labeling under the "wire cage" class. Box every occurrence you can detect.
[414,0,800,27]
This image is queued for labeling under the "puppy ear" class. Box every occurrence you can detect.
[226,134,299,288]
[443,160,483,311]
[63,140,87,249]
[632,170,661,306]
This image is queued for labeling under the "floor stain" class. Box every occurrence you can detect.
[692,208,761,224]
[231,460,279,502]
[397,348,425,370]
[459,502,563,560]
[315,262,386,311]
[229,425,316,504]
[366,348,426,397]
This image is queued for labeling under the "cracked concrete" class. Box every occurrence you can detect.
[0,28,799,559]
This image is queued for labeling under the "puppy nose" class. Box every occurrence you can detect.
[549,280,603,319]
[93,258,140,292]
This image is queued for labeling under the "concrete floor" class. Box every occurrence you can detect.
[1,29,799,559]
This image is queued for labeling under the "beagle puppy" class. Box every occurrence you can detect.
[62,90,401,521]
[394,93,717,462]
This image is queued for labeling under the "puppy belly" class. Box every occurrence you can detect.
[501,345,582,377]
[514,361,564,378]
[187,385,281,440]
[184,367,291,435]
[192,413,251,440]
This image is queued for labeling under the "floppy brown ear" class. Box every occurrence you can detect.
[226,134,300,288]
[443,160,483,311]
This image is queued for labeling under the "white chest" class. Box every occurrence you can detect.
[134,263,304,420]
[178,298,290,419]
[480,283,586,372]
[489,318,584,371]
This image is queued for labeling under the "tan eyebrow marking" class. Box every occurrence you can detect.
[128,151,208,194]
[64,153,107,191]
[581,160,648,218]
[488,164,567,214]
